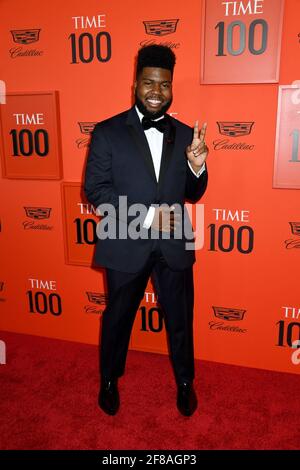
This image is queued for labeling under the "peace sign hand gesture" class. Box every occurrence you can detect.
[186,121,209,173]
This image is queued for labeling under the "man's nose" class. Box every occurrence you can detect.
[151,82,161,93]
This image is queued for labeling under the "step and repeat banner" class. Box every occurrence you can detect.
[1,0,300,374]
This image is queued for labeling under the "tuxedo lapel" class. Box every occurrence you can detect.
[158,116,176,189]
[125,107,157,182]
[125,107,177,186]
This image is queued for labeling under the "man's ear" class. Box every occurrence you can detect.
[133,81,137,93]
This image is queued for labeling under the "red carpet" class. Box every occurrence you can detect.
[0,330,299,450]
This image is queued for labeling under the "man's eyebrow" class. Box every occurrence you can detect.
[142,78,171,83]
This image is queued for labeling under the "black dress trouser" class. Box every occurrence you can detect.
[100,247,195,385]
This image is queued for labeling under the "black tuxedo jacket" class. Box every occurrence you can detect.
[84,107,208,273]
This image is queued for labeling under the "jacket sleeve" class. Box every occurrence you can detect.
[84,124,148,225]
[185,162,208,203]
[84,124,119,210]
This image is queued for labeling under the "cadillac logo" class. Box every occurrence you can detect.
[285,222,300,249]
[86,292,108,305]
[289,222,300,237]
[217,122,254,137]
[143,19,179,36]
[78,122,97,135]
[24,207,51,220]
[213,306,246,321]
[11,29,41,45]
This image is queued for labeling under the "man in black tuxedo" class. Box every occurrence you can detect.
[84,45,208,416]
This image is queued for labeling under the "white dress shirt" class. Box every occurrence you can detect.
[135,107,206,228]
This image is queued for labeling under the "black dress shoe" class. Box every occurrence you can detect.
[177,382,197,416]
[98,379,120,415]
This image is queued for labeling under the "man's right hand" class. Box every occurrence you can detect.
[151,206,181,232]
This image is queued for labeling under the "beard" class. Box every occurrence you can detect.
[135,92,172,119]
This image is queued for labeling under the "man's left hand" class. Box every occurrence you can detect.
[186,121,209,173]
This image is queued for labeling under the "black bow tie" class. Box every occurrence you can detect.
[142,116,168,133]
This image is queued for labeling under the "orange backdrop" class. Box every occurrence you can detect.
[1,0,300,375]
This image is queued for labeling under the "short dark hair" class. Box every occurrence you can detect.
[136,45,176,79]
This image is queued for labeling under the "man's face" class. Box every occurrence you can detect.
[134,67,173,119]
